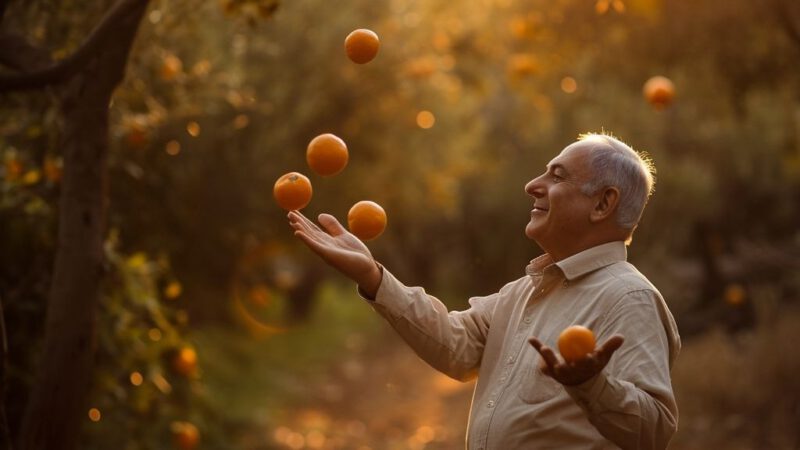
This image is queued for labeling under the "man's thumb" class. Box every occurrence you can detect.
[318,213,347,236]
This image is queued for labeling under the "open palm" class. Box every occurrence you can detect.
[288,211,381,294]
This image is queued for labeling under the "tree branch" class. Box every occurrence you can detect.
[0,0,148,93]
[0,33,53,72]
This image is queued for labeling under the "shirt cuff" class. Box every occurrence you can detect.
[564,370,609,412]
[356,262,384,301]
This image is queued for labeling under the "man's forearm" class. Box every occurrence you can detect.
[566,373,678,450]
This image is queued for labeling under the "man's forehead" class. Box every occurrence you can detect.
[547,142,590,169]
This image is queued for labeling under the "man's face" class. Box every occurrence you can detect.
[524,143,597,256]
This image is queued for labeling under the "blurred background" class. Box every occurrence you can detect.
[1,0,799,448]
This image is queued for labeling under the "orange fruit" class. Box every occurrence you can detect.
[345,29,380,64]
[557,325,596,363]
[306,133,349,176]
[643,76,675,109]
[724,283,746,306]
[172,347,198,377]
[273,172,312,211]
[347,200,387,241]
[171,421,199,450]
[160,54,183,81]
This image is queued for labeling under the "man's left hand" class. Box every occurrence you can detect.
[528,335,625,386]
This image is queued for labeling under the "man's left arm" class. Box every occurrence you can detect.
[530,290,679,450]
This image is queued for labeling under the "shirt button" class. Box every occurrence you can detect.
[507,356,515,363]
[524,317,532,324]
[563,280,569,287]
[487,400,495,408]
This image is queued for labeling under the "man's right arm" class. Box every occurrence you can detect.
[288,210,495,381]
[366,267,497,381]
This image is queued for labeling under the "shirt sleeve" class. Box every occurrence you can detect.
[363,268,499,382]
[564,289,680,450]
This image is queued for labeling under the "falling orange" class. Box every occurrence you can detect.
[345,29,380,64]
[306,133,349,176]
[643,75,675,109]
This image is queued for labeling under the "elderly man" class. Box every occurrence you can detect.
[287,133,680,449]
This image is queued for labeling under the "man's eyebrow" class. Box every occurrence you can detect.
[546,163,569,175]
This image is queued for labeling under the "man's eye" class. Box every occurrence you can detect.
[552,174,563,182]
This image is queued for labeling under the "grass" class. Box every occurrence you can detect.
[189,281,385,446]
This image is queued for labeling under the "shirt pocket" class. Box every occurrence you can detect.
[516,356,564,403]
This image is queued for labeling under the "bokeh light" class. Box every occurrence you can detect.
[165,140,181,156]
[130,371,144,386]
[416,110,435,129]
[560,76,577,94]
[148,328,162,341]
[88,408,101,422]
[186,121,201,137]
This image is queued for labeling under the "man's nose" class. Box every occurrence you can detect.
[525,177,545,197]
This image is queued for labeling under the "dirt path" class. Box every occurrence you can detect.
[264,331,476,450]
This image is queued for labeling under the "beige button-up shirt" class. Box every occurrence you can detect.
[366,241,680,449]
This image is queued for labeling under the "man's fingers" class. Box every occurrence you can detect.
[529,337,560,369]
[318,213,348,237]
[598,335,625,358]
[291,210,324,234]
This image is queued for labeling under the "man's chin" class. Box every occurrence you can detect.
[524,223,538,241]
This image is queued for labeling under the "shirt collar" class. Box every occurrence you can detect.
[526,241,627,280]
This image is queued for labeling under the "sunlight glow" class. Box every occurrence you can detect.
[148,10,162,24]
[306,430,326,449]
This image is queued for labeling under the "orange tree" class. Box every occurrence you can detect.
[0,0,278,448]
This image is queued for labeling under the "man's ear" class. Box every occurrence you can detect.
[590,187,620,223]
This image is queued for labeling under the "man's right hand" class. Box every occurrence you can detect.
[288,211,382,298]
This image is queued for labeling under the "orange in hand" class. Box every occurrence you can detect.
[348,200,387,241]
[274,172,313,211]
[643,76,675,110]
[557,325,596,363]
[345,29,380,64]
[306,133,349,176]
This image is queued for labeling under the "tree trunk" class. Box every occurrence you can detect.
[17,3,148,449]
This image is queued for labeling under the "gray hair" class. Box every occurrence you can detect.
[575,133,656,229]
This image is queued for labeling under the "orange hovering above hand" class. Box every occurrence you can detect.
[558,325,596,363]
[306,133,349,176]
[348,200,387,241]
[273,172,312,211]
[345,29,380,64]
